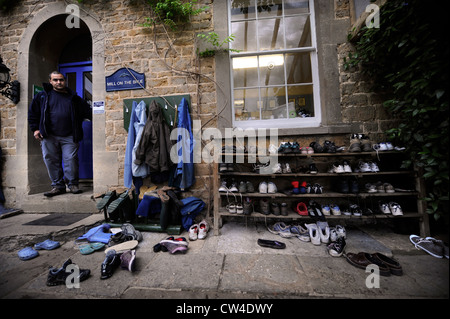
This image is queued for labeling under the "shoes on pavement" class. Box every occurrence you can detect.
[101,250,121,279]
[198,219,209,240]
[120,249,136,272]
[410,235,447,258]
[327,236,346,257]
[47,259,90,286]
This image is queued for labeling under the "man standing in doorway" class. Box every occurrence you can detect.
[28,71,92,197]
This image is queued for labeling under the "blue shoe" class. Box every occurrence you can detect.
[18,247,39,260]
[34,239,60,250]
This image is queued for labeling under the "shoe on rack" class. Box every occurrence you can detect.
[219,163,228,172]
[312,183,323,194]
[337,179,349,194]
[327,236,346,257]
[218,179,229,192]
[267,181,277,194]
[350,204,362,216]
[295,201,308,216]
[101,250,121,280]
[228,180,239,192]
[189,224,198,240]
[245,181,255,193]
[379,201,391,214]
[368,161,380,172]
[120,249,136,272]
[198,219,209,239]
[365,183,377,193]
[384,183,395,193]
[349,134,361,152]
[280,202,288,216]
[360,136,372,152]
[310,141,324,153]
[329,162,344,174]
[410,235,445,258]
[272,163,282,174]
[259,199,270,215]
[259,181,268,194]
[389,201,403,216]
[342,160,352,173]
[243,197,253,215]
[350,180,359,194]
[309,163,318,174]
[330,204,341,216]
[47,259,90,286]
[321,204,331,216]
[271,202,280,216]
[323,140,337,153]
[238,181,247,193]
[282,163,292,173]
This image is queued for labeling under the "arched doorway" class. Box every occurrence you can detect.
[27,14,93,193]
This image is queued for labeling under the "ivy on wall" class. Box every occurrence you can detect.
[345,0,449,221]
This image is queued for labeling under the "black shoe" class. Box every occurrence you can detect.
[101,250,121,280]
[68,185,82,194]
[46,259,90,286]
[44,187,66,197]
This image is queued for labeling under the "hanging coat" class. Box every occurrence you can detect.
[134,100,172,180]
[124,101,138,189]
[171,98,195,190]
[132,101,150,178]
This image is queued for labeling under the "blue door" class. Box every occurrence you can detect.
[59,62,93,179]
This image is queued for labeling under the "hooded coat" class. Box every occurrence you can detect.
[134,100,172,174]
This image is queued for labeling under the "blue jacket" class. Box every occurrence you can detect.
[28,83,92,143]
[172,98,195,190]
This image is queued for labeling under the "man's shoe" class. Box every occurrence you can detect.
[44,187,66,197]
[69,185,82,194]
[47,259,90,286]
[101,250,121,279]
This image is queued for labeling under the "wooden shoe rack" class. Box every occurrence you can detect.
[212,150,430,237]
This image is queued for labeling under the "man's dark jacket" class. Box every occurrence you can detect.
[28,83,92,143]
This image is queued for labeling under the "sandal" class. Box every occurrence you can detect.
[96,190,117,211]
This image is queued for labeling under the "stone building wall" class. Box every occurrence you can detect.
[0,0,397,209]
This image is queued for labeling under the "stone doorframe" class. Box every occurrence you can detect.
[12,2,118,205]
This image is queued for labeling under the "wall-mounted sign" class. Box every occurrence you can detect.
[106,68,145,92]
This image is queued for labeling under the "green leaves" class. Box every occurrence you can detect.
[348,0,449,220]
[147,0,209,30]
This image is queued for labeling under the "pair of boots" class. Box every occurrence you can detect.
[97,190,135,223]
[158,187,184,230]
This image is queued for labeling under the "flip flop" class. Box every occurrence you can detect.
[79,242,106,255]
[105,240,138,254]
[18,247,39,260]
[79,244,95,255]
[34,239,60,250]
